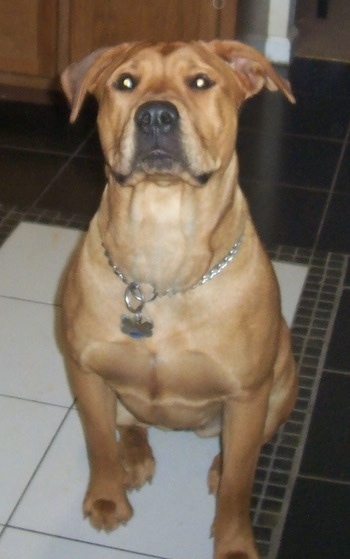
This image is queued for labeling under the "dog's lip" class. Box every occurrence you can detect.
[109,165,213,187]
[193,171,213,185]
[139,148,177,167]
[107,152,214,186]
[143,148,171,158]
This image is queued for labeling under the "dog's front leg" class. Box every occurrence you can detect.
[69,358,133,531]
[213,380,273,559]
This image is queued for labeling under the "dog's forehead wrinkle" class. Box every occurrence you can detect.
[117,44,215,77]
[111,57,160,81]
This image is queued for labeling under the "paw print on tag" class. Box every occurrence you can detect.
[121,314,154,339]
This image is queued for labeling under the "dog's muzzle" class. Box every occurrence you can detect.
[133,100,184,172]
[109,100,213,186]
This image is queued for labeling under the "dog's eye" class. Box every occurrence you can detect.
[114,73,138,91]
[187,74,215,90]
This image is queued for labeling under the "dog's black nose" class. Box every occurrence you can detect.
[135,101,179,135]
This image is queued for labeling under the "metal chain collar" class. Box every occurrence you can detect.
[102,230,243,299]
[101,228,244,338]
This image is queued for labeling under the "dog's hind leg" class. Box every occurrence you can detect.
[118,425,155,490]
[263,321,297,443]
[208,452,222,496]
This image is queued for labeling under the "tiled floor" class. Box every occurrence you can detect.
[0,56,350,558]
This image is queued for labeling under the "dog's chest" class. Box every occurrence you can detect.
[104,341,230,430]
[101,335,230,395]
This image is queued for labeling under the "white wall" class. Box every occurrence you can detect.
[236,0,297,64]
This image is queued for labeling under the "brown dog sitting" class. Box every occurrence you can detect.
[60,40,297,559]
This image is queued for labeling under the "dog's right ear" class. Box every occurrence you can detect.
[204,40,295,104]
[61,44,131,122]
[61,48,110,122]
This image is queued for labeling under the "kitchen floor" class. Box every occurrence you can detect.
[295,0,350,62]
[0,56,350,559]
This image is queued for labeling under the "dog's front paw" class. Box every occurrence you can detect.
[213,539,259,559]
[83,491,133,531]
[212,518,259,559]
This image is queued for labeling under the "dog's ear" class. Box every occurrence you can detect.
[205,40,295,104]
[61,48,110,122]
[61,44,131,122]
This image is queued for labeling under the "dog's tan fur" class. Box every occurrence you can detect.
[61,40,297,558]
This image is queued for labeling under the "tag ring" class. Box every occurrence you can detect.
[124,282,145,314]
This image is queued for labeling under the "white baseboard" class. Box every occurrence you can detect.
[238,27,298,64]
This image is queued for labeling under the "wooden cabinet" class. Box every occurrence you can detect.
[0,0,237,100]
[67,0,237,63]
[0,0,58,89]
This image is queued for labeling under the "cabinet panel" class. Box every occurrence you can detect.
[69,0,237,62]
[0,0,58,77]
[0,0,237,99]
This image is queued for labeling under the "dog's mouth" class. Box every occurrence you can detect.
[110,146,213,187]
[137,148,180,172]
[111,158,213,187]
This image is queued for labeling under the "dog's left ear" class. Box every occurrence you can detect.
[205,40,295,104]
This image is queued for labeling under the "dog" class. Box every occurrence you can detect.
[60,40,297,559]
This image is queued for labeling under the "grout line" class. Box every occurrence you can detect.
[241,176,333,195]
[2,404,75,531]
[0,293,60,307]
[323,367,350,376]
[0,143,87,159]
[1,525,168,559]
[239,124,347,145]
[297,473,350,487]
[268,251,348,558]
[0,392,73,410]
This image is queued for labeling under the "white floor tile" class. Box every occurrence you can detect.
[0,222,307,326]
[273,262,307,326]
[0,528,154,559]
[11,409,219,559]
[0,222,308,558]
[0,297,72,405]
[0,396,67,524]
[0,223,82,304]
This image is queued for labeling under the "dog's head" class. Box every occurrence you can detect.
[62,41,295,188]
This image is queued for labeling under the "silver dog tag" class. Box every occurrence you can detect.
[121,282,154,338]
[121,313,153,339]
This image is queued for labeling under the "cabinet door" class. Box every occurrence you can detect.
[0,0,58,78]
[68,0,237,63]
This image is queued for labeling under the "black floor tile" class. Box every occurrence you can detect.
[289,58,350,98]
[334,143,350,193]
[77,129,104,159]
[242,180,328,248]
[239,89,350,140]
[300,371,350,481]
[239,91,293,133]
[325,290,350,371]
[237,129,341,190]
[34,156,105,217]
[0,147,69,208]
[317,192,350,252]
[344,259,350,286]
[278,477,350,559]
[0,100,95,154]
